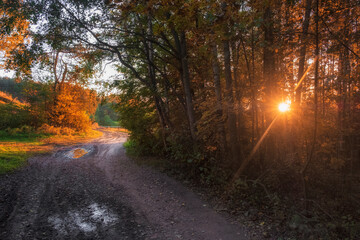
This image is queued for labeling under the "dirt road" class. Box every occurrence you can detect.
[0,131,249,240]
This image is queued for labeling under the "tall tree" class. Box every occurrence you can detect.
[295,0,312,107]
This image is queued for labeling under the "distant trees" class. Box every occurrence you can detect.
[95,102,119,126]
[0,79,98,132]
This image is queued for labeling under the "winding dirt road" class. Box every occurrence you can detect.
[0,131,249,240]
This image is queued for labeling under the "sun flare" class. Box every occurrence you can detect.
[278,102,290,112]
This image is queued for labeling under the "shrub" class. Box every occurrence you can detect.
[47,83,97,132]
[123,139,141,156]
[20,125,34,134]
[0,103,31,129]
[38,124,61,135]
[60,127,75,136]
[7,128,21,136]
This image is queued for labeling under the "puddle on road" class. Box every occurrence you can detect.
[72,148,88,158]
[63,146,94,159]
[48,203,118,235]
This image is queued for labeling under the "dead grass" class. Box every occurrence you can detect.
[42,129,103,146]
[0,90,28,106]
[100,127,130,134]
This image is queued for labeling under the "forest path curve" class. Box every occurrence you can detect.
[0,131,249,240]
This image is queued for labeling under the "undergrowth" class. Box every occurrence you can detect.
[123,139,142,157]
[124,138,360,239]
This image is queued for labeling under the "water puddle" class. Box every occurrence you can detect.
[48,203,118,235]
[63,145,94,159]
[72,148,88,158]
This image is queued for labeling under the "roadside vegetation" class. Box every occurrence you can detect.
[0,78,102,174]
[95,102,120,127]
[0,125,102,175]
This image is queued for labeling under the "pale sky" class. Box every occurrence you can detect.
[0,61,121,94]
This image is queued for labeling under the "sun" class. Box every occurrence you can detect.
[278,102,290,112]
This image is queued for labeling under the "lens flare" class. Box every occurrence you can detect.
[278,102,290,112]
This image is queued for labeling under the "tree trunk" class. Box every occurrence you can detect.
[231,41,244,152]
[223,39,239,166]
[263,5,276,123]
[146,14,171,135]
[263,4,276,163]
[211,42,227,152]
[302,0,319,210]
[180,32,197,141]
[295,0,312,106]
[172,29,197,141]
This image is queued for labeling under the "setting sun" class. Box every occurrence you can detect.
[278,102,290,112]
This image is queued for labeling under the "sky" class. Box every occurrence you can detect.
[0,61,121,93]
[0,69,14,78]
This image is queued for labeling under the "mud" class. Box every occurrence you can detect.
[0,131,249,240]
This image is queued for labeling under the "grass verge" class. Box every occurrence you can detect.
[0,129,103,175]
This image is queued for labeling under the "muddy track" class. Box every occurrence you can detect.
[0,131,249,240]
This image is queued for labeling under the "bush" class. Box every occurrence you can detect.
[38,124,61,135]
[38,124,81,136]
[47,83,97,132]
[0,103,31,129]
[20,125,34,134]
[123,139,141,156]
[60,127,75,135]
[6,128,22,136]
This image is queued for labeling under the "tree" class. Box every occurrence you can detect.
[0,0,30,74]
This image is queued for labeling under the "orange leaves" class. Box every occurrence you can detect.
[0,90,29,108]
[0,1,30,75]
[0,10,29,65]
[48,83,98,132]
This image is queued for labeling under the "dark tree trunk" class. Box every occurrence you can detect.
[172,29,197,141]
[211,42,227,152]
[262,4,277,165]
[180,32,197,141]
[302,0,319,210]
[223,39,239,165]
[295,0,312,106]
[146,15,171,131]
[263,5,276,123]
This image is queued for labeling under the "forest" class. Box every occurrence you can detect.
[1,0,360,239]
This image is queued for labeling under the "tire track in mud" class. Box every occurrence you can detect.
[0,131,249,240]
[0,132,150,240]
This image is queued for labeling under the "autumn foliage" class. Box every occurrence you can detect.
[48,83,97,132]
[0,0,30,74]
[0,80,98,133]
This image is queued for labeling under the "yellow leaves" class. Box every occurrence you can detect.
[0,90,29,108]
[48,83,98,132]
[0,10,29,62]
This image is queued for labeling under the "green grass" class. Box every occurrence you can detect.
[0,130,48,143]
[123,139,140,157]
[0,150,29,174]
[0,130,47,174]
[0,128,103,175]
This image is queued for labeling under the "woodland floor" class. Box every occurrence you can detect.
[0,130,254,240]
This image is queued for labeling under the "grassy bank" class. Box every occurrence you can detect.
[0,132,47,174]
[0,129,103,174]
